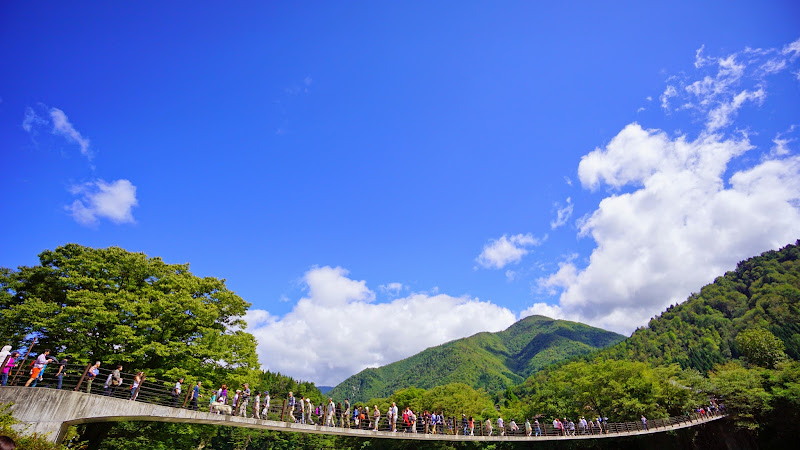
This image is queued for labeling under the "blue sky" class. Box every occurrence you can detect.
[2,2,799,385]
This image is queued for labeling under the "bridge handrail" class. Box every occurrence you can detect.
[0,363,726,439]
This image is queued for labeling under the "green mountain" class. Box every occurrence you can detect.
[516,240,800,447]
[600,239,800,372]
[329,315,625,403]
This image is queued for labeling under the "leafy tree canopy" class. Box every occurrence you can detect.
[0,244,258,381]
[736,327,787,368]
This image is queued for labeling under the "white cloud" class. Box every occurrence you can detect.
[245,266,516,385]
[476,233,544,269]
[539,124,800,333]
[550,197,574,229]
[536,253,578,296]
[22,107,47,133]
[660,85,677,110]
[379,282,405,296]
[771,125,796,158]
[783,37,800,60]
[663,42,800,134]
[705,88,765,132]
[50,108,91,158]
[549,40,800,333]
[520,302,566,321]
[22,105,94,160]
[67,179,138,226]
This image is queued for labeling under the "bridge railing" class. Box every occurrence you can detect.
[0,361,725,438]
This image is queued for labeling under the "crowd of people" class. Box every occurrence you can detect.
[0,346,725,438]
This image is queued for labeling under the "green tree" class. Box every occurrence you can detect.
[736,327,787,368]
[0,244,259,381]
[709,361,772,431]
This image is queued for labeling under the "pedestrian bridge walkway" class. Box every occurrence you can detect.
[0,386,725,444]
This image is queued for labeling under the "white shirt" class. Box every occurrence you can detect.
[34,354,48,369]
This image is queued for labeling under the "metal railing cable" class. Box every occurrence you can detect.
[0,361,725,438]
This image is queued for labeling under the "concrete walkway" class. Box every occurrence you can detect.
[0,386,725,444]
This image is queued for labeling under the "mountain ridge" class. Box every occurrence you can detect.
[329,315,625,402]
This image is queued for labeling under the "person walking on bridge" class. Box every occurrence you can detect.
[107,365,122,396]
[172,378,184,407]
[372,405,380,431]
[190,381,201,411]
[25,349,52,387]
[2,351,19,386]
[343,398,351,428]
[261,391,270,419]
[485,417,493,436]
[85,361,101,393]
[287,391,296,423]
[130,372,143,400]
[298,395,306,424]
[239,384,250,417]
[306,397,315,425]
[54,357,69,390]
[325,398,335,427]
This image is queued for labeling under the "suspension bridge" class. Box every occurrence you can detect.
[0,363,725,444]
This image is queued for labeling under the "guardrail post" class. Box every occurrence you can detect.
[73,364,91,392]
[280,399,287,422]
[182,382,192,408]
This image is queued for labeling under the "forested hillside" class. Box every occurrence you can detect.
[602,240,800,371]
[514,240,800,448]
[329,315,624,403]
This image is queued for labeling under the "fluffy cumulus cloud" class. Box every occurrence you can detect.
[528,124,800,333]
[245,266,516,385]
[476,233,544,269]
[67,179,139,226]
[527,38,800,334]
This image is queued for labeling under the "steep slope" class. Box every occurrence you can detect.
[601,240,800,371]
[329,315,624,402]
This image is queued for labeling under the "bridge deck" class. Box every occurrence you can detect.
[0,387,725,443]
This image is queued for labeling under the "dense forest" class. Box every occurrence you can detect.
[603,241,800,370]
[2,241,799,449]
